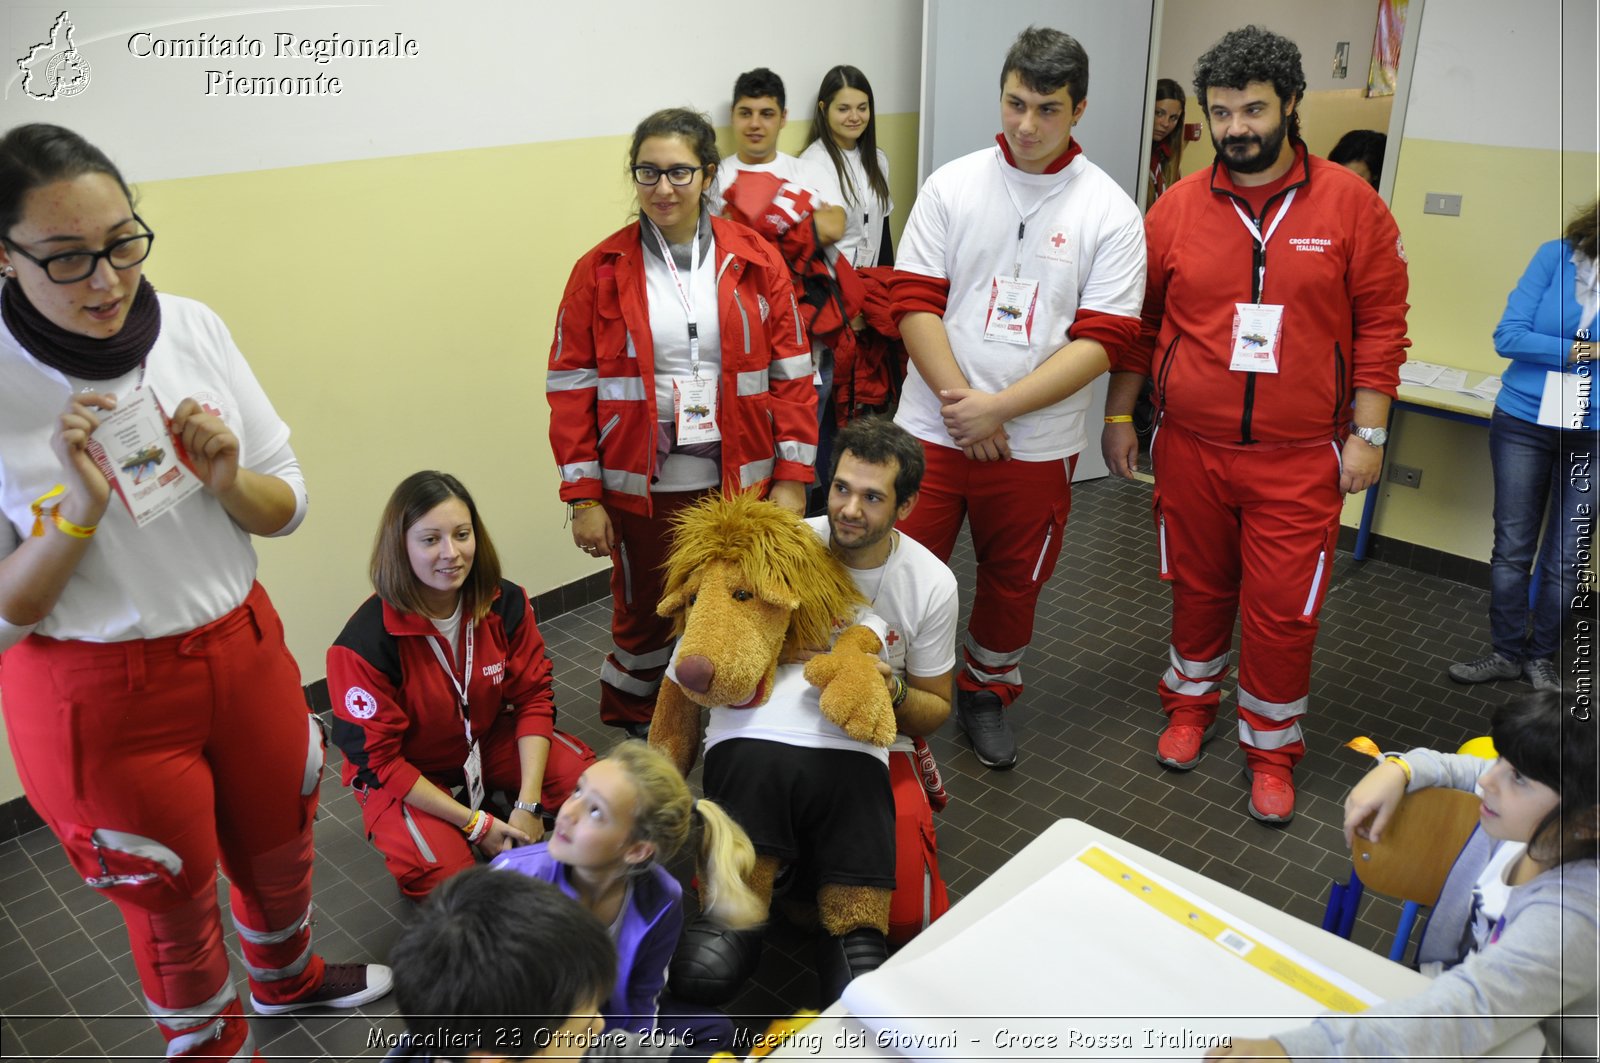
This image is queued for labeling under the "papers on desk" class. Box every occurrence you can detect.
[1400,361,1502,402]
[1400,360,1471,391]
[841,844,1382,1059]
[1399,360,1451,387]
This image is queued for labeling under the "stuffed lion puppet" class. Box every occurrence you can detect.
[651,492,899,1004]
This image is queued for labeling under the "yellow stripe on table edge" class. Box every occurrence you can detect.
[1077,845,1370,1015]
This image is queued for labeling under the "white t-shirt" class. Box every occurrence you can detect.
[672,608,890,763]
[804,517,956,681]
[799,141,893,269]
[640,218,723,491]
[0,292,302,641]
[893,144,1145,461]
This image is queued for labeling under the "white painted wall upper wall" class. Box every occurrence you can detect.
[1157,0,1381,94]
[1,0,922,181]
[1404,0,1597,152]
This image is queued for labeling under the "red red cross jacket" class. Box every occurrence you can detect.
[546,216,818,515]
[1120,143,1409,445]
[327,580,555,799]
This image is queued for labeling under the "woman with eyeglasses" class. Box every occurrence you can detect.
[546,107,817,740]
[0,123,389,1059]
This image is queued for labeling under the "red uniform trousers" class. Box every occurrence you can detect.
[896,442,1076,706]
[599,489,709,727]
[1151,424,1343,779]
[355,724,593,900]
[0,583,324,1061]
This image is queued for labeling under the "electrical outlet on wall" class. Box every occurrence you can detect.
[1388,464,1423,488]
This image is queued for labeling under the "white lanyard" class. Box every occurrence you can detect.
[1230,188,1297,303]
[426,619,476,745]
[994,152,1072,280]
[647,218,704,378]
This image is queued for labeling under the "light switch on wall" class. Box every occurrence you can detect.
[1423,194,1463,216]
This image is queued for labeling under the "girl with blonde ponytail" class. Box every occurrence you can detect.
[492,740,763,1042]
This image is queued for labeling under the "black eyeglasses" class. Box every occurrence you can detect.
[632,164,705,187]
[2,216,156,284]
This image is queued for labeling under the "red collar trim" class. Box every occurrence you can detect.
[995,133,1082,175]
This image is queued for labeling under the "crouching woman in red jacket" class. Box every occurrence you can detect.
[328,470,594,901]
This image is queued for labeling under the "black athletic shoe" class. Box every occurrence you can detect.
[956,690,1017,770]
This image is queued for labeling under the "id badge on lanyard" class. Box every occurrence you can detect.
[985,155,1069,348]
[428,623,483,810]
[1227,191,1295,374]
[649,219,723,442]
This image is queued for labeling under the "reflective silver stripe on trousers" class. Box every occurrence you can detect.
[1169,645,1231,679]
[547,368,598,392]
[233,902,312,946]
[963,632,1026,669]
[601,659,662,697]
[601,469,649,496]
[736,369,769,396]
[244,938,314,982]
[609,643,675,670]
[776,441,817,465]
[738,457,775,488]
[401,805,437,864]
[1239,687,1308,721]
[560,461,601,484]
[147,981,237,1030]
[1237,718,1305,750]
[1162,668,1222,697]
[597,377,647,402]
[963,660,1021,686]
[769,352,812,381]
[168,1024,253,1060]
[301,714,323,797]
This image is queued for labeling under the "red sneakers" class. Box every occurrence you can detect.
[1247,770,1295,823]
[1154,722,1213,770]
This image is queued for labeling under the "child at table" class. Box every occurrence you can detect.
[491,741,764,1046]
[1207,691,1597,1061]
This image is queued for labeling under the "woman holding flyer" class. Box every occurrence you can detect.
[0,123,388,1060]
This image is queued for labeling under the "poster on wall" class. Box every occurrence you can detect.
[1366,0,1408,97]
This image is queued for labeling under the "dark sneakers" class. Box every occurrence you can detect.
[250,963,394,1015]
[1524,658,1561,692]
[1447,652,1521,684]
[956,690,1017,770]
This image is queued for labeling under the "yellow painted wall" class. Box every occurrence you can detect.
[1336,140,1600,551]
[118,113,921,683]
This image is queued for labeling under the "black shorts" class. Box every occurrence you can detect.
[702,739,895,890]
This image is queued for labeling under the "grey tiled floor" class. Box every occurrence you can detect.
[1,475,1525,1060]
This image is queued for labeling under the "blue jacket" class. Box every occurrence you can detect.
[1493,238,1596,430]
[490,842,684,1035]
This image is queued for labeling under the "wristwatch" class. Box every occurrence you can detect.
[512,800,548,818]
[1353,425,1388,448]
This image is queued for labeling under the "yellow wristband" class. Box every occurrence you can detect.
[1384,755,1413,784]
[569,499,600,510]
[1104,415,1134,424]
[52,510,98,539]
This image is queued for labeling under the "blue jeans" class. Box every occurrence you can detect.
[1487,407,1594,660]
